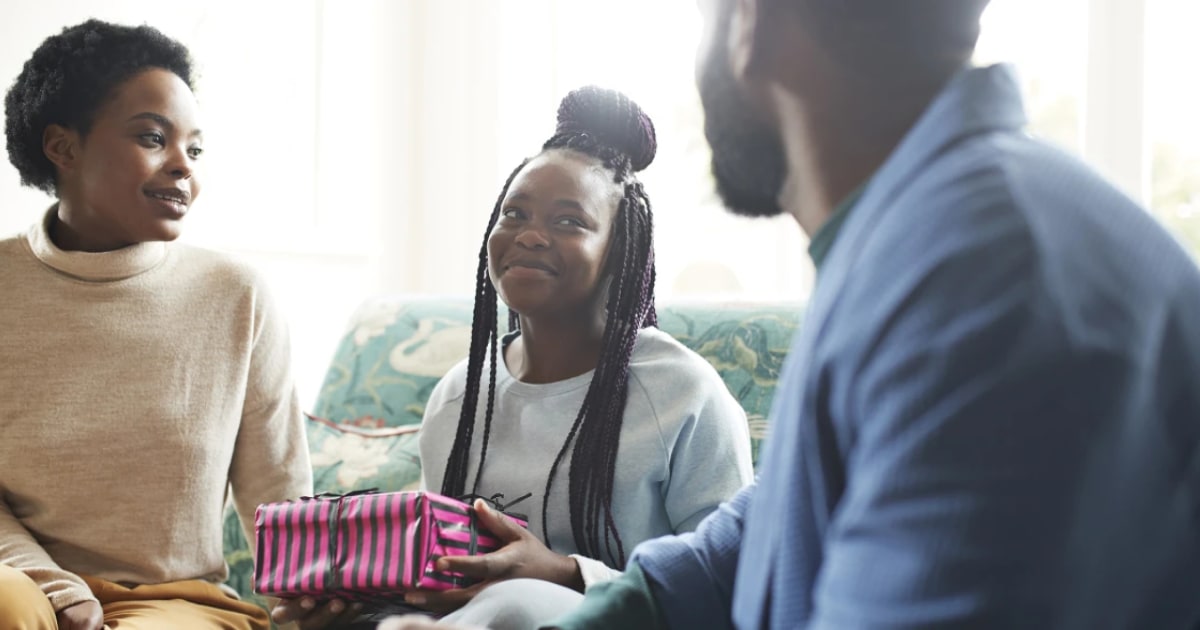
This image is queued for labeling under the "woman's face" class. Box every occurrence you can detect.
[53,67,203,250]
[487,149,621,323]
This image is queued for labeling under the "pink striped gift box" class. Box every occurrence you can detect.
[253,490,527,601]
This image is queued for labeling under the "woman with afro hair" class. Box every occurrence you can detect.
[287,86,752,630]
[0,19,312,630]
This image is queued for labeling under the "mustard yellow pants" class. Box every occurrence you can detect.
[0,564,269,630]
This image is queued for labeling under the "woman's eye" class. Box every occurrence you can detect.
[139,132,165,146]
[557,216,585,227]
[188,146,204,159]
[501,208,523,219]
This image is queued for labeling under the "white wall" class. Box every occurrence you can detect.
[0,0,814,406]
[3,0,1193,404]
[0,1,377,405]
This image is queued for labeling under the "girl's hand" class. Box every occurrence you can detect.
[56,600,103,630]
[271,596,363,629]
[402,499,584,614]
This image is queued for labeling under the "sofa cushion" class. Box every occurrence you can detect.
[307,414,422,494]
[311,298,475,430]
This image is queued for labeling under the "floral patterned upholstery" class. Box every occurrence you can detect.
[223,296,803,612]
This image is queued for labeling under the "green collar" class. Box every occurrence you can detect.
[807,183,867,271]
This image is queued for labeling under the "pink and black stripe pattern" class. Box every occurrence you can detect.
[253,491,526,600]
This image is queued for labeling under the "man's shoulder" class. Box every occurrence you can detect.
[934,131,1199,304]
[833,127,1200,364]
[864,126,1179,290]
[911,129,1145,243]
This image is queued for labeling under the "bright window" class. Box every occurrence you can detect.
[974,0,1088,154]
[976,0,1199,259]
[1147,0,1200,255]
[4,0,1197,404]
[493,0,812,301]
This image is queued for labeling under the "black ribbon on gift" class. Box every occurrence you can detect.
[299,488,378,592]
[299,488,380,502]
[456,491,533,523]
[452,492,533,558]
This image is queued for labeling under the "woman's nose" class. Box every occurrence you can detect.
[514,227,550,249]
[165,144,193,179]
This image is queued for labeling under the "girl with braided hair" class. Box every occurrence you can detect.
[400,86,753,627]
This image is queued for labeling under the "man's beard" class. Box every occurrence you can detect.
[697,20,789,218]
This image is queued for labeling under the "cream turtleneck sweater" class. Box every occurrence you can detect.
[0,210,313,610]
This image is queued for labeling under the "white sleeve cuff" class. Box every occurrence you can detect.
[569,553,624,590]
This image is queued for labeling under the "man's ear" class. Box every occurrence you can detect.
[43,124,80,175]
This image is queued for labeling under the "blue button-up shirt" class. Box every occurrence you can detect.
[633,64,1200,629]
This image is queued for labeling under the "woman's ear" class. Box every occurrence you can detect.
[42,124,80,175]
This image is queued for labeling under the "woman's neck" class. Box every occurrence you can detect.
[51,199,127,252]
[505,313,607,384]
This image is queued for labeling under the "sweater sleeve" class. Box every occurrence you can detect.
[0,499,96,611]
[417,358,470,497]
[651,357,753,533]
[227,279,314,552]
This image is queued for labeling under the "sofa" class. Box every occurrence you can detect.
[222,295,803,613]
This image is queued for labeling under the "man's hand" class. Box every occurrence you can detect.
[56,600,103,630]
[402,499,583,614]
[271,596,363,629]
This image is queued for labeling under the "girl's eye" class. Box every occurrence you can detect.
[557,216,585,227]
[188,146,204,159]
[139,132,165,146]
[501,208,524,219]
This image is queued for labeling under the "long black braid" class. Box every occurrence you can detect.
[440,86,657,566]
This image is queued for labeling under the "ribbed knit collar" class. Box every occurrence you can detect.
[25,207,168,281]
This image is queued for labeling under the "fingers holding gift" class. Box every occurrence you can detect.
[471,498,528,543]
[403,582,490,614]
[436,530,583,590]
[271,596,363,629]
[435,547,509,581]
[434,500,540,581]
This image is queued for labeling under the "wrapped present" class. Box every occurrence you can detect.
[253,490,528,601]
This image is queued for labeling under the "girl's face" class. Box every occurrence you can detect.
[487,149,621,323]
[51,68,203,250]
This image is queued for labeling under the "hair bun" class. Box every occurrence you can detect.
[554,86,657,172]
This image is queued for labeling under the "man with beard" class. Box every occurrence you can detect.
[382,0,1200,628]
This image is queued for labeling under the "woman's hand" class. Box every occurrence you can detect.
[56,600,104,630]
[402,499,584,614]
[270,596,363,629]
